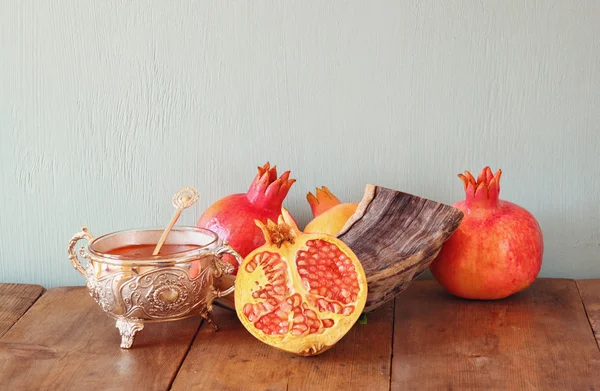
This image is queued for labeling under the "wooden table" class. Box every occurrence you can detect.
[1,279,599,390]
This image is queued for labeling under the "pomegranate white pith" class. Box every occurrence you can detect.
[235,209,367,356]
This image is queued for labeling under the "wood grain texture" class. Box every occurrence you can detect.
[392,279,600,390]
[2,1,600,289]
[338,185,463,312]
[0,287,201,390]
[577,279,600,350]
[0,284,44,338]
[172,301,394,391]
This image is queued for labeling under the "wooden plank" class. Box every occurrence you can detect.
[577,279,600,349]
[172,302,394,391]
[392,279,600,390]
[0,287,201,390]
[0,283,45,338]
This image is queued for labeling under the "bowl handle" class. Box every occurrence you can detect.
[68,227,94,277]
[213,242,242,297]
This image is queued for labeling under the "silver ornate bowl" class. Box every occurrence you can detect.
[68,226,241,348]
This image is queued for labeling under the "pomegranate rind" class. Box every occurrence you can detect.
[235,228,367,356]
[304,203,359,236]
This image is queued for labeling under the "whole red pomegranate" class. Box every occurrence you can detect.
[196,162,295,272]
[430,167,543,300]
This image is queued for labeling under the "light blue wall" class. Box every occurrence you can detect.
[1,1,599,287]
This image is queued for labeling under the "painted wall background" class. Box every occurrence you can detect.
[1,1,599,288]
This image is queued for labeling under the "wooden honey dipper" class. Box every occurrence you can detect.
[153,187,199,255]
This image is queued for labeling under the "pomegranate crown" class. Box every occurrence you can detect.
[255,207,300,247]
[246,162,296,209]
[306,186,342,217]
[458,166,502,206]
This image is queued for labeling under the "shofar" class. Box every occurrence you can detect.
[337,185,464,312]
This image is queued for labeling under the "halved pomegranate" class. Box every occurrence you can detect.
[234,208,367,356]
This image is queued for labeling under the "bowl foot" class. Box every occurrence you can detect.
[116,318,144,348]
[201,310,219,331]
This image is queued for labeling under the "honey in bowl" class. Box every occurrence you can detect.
[103,243,206,278]
[107,244,202,257]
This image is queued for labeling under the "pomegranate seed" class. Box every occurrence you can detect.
[305,309,317,319]
[322,319,334,328]
[273,278,285,287]
[245,260,257,273]
[343,306,354,316]
[274,263,286,271]
[273,286,285,295]
[331,302,343,314]
[276,310,288,320]
[293,295,302,307]
[317,298,329,311]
